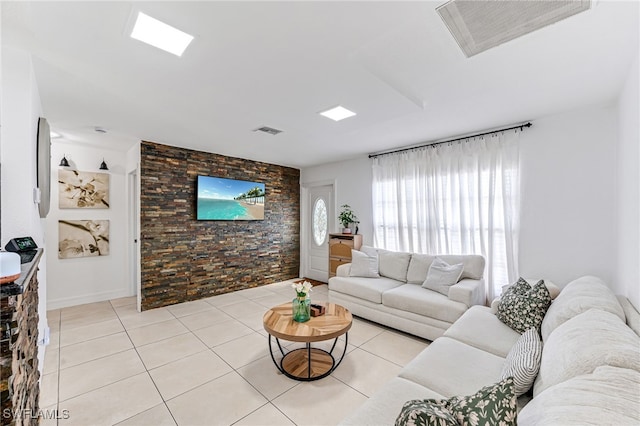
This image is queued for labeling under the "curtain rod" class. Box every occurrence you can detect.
[368,122,532,159]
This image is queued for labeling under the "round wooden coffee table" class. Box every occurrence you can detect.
[263,302,352,381]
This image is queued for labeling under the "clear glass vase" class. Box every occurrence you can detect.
[292,296,311,322]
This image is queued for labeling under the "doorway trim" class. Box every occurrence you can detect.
[127,167,141,312]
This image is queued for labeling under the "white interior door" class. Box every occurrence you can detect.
[306,184,334,282]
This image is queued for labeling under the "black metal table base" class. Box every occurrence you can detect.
[268,333,349,381]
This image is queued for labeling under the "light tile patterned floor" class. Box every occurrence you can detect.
[42,280,429,426]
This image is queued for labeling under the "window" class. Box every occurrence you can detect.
[312,198,328,246]
[372,132,521,300]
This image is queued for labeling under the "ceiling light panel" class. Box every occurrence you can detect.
[319,106,357,122]
[130,12,194,57]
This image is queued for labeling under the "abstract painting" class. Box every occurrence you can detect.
[58,170,109,209]
[58,220,110,259]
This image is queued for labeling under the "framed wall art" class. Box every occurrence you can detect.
[58,220,110,259]
[58,170,110,209]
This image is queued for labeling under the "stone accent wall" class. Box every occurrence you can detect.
[140,141,300,310]
[1,264,40,426]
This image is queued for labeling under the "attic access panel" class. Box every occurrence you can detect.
[437,0,591,57]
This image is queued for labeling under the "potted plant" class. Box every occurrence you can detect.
[338,204,359,234]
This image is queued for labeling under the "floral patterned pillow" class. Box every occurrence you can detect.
[395,399,457,426]
[497,278,552,334]
[395,377,517,426]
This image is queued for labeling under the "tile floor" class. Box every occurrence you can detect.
[41,279,430,426]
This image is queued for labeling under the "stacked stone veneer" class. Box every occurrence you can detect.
[140,141,300,310]
[1,271,40,426]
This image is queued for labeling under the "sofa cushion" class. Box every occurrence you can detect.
[378,250,412,282]
[406,254,485,284]
[534,308,640,397]
[329,275,403,304]
[400,337,505,397]
[440,255,485,280]
[443,306,521,358]
[382,284,468,324]
[395,377,517,426]
[349,249,379,278]
[500,328,543,396]
[421,257,464,296]
[519,366,640,425]
[541,275,625,341]
[497,278,551,334]
[340,377,445,426]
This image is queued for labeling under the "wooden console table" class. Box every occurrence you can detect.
[328,234,362,278]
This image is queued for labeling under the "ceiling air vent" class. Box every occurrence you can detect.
[253,126,283,136]
[437,0,591,57]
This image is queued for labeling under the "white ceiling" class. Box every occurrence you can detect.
[2,1,638,168]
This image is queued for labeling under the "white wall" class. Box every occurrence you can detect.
[1,47,48,371]
[46,141,132,309]
[301,156,374,245]
[616,52,640,308]
[302,103,622,290]
[518,104,617,286]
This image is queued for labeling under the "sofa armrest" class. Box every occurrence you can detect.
[449,278,486,307]
[490,297,501,314]
[336,263,352,277]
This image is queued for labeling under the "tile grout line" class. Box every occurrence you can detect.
[54,311,61,426]
[49,286,406,426]
[112,299,180,426]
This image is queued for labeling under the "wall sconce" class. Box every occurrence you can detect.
[99,159,109,170]
[59,155,70,167]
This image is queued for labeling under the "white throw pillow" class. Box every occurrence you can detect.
[421,257,464,296]
[360,245,379,259]
[349,249,379,278]
[500,328,543,396]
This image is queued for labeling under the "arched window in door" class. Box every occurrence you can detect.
[312,198,328,246]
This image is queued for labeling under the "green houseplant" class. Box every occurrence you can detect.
[338,204,359,234]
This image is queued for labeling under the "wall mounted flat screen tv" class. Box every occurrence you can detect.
[197,176,265,220]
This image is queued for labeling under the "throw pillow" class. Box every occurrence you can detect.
[395,400,457,426]
[395,378,518,426]
[500,328,543,396]
[349,249,379,278]
[497,278,552,334]
[421,257,464,296]
[447,377,517,426]
[501,278,561,299]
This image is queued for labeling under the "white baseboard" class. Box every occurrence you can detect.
[47,289,135,310]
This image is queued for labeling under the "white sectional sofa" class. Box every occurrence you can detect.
[340,276,640,425]
[328,249,486,341]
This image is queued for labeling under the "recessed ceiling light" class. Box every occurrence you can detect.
[50,131,61,139]
[319,106,357,122]
[130,12,194,57]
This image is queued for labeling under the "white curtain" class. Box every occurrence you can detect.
[372,130,521,301]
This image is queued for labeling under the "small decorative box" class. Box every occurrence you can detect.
[310,303,326,317]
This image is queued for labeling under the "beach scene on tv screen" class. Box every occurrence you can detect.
[197,176,265,220]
